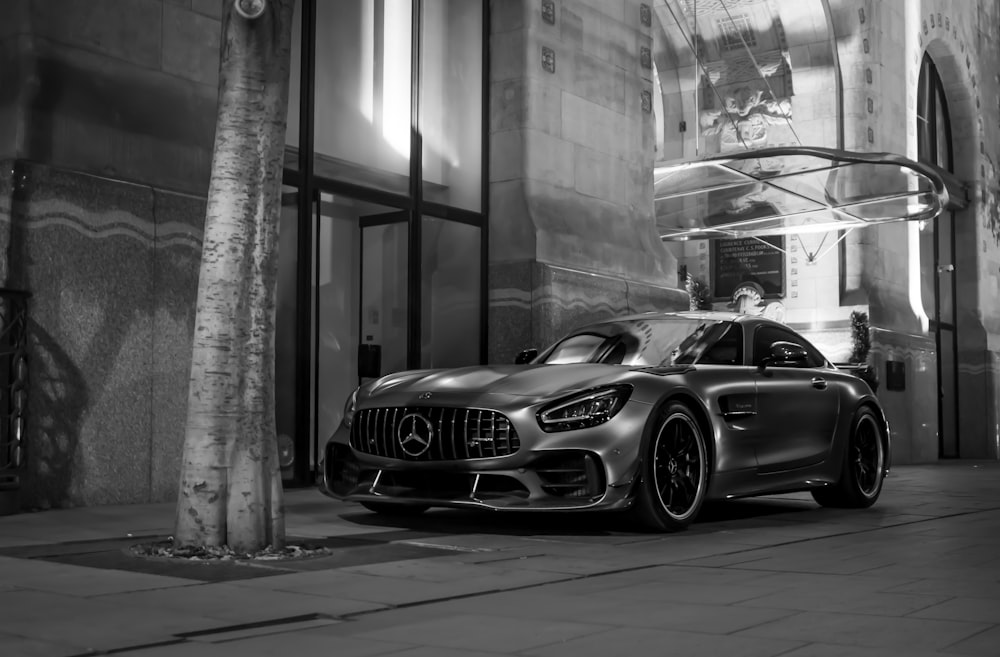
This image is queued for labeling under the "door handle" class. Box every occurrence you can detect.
[811,377,828,390]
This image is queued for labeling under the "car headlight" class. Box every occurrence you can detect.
[538,385,632,432]
[343,388,359,428]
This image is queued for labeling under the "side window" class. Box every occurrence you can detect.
[800,341,827,368]
[752,326,783,367]
[752,326,827,368]
[699,323,744,365]
[600,341,627,365]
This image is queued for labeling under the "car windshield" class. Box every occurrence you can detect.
[537,318,736,367]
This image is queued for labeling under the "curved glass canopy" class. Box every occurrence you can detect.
[655,146,968,241]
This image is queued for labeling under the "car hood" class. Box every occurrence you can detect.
[363,363,631,404]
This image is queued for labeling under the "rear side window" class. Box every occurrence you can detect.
[698,323,743,365]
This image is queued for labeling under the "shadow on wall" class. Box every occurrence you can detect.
[20,319,86,509]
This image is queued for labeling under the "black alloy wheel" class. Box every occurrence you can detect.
[812,406,886,508]
[853,411,884,497]
[632,401,708,531]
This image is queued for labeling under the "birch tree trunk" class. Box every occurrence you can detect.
[174,0,295,552]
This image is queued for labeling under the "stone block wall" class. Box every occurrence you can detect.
[489,0,687,362]
[2,0,220,195]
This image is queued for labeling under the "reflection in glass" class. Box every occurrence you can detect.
[314,195,362,449]
[544,334,608,364]
[421,217,480,368]
[312,0,412,194]
[538,319,735,368]
[421,0,483,211]
[275,187,299,474]
[285,0,302,170]
[364,220,409,376]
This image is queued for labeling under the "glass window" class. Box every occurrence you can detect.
[275,186,300,479]
[363,219,410,375]
[420,216,480,368]
[639,319,729,366]
[752,326,826,368]
[313,0,412,195]
[420,0,483,211]
[538,319,734,367]
[699,323,744,365]
[285,0,302,170]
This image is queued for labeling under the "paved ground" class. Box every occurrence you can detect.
[1,462,999,657]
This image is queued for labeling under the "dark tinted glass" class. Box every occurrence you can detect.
[752,325,826,368]
[698,323,744,365]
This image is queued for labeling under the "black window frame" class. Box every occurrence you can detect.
[283,0,491,485]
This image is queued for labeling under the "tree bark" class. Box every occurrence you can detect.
[174,0,294,552]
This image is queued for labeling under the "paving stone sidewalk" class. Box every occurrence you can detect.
[1,462,998,656]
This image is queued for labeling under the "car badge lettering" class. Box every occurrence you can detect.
[397,412,434,457]
[419,392,433,400]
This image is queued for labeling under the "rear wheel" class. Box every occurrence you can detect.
[631,402,708,532]
[812,406,886,508]
[360,501,430,516]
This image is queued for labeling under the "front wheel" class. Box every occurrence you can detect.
[631,402,709,532]
[812,406,886,508]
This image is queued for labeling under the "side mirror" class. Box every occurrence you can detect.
[759,341,808,370]
[515,348,538,365]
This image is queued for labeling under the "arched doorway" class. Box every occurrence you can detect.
[916,53,959,458]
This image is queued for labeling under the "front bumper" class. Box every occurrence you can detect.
[320,425,640,512]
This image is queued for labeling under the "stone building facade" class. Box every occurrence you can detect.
[0,0,997,509]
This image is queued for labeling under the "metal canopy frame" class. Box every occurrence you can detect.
[655,146,968,241]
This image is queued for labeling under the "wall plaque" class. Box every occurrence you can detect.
[712,236,785,300]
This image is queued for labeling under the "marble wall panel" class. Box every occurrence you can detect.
[488,260,535,365]
[870,328,937,465]
[150,191,204,501]
[988,350,1000,460]
[7,162,203,508]
[956,347,1000,460]
[10,163,154,507]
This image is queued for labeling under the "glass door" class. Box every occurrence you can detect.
[311,198,408,465]
[359,213,409,381]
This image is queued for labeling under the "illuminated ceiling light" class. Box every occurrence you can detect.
[655,146,966,241]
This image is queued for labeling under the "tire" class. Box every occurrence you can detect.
[631,402,709,532]
[360,501,430,516]
[812,406,886,509]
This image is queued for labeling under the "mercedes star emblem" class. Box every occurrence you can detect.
[397,412,434,457]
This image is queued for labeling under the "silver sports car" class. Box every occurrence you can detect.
[321,311,889,531]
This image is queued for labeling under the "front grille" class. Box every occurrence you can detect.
[350,407,520,461]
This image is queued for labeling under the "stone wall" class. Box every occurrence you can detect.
[3,0,220,195]
[489,0,687,363]
[0,0,219,505]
